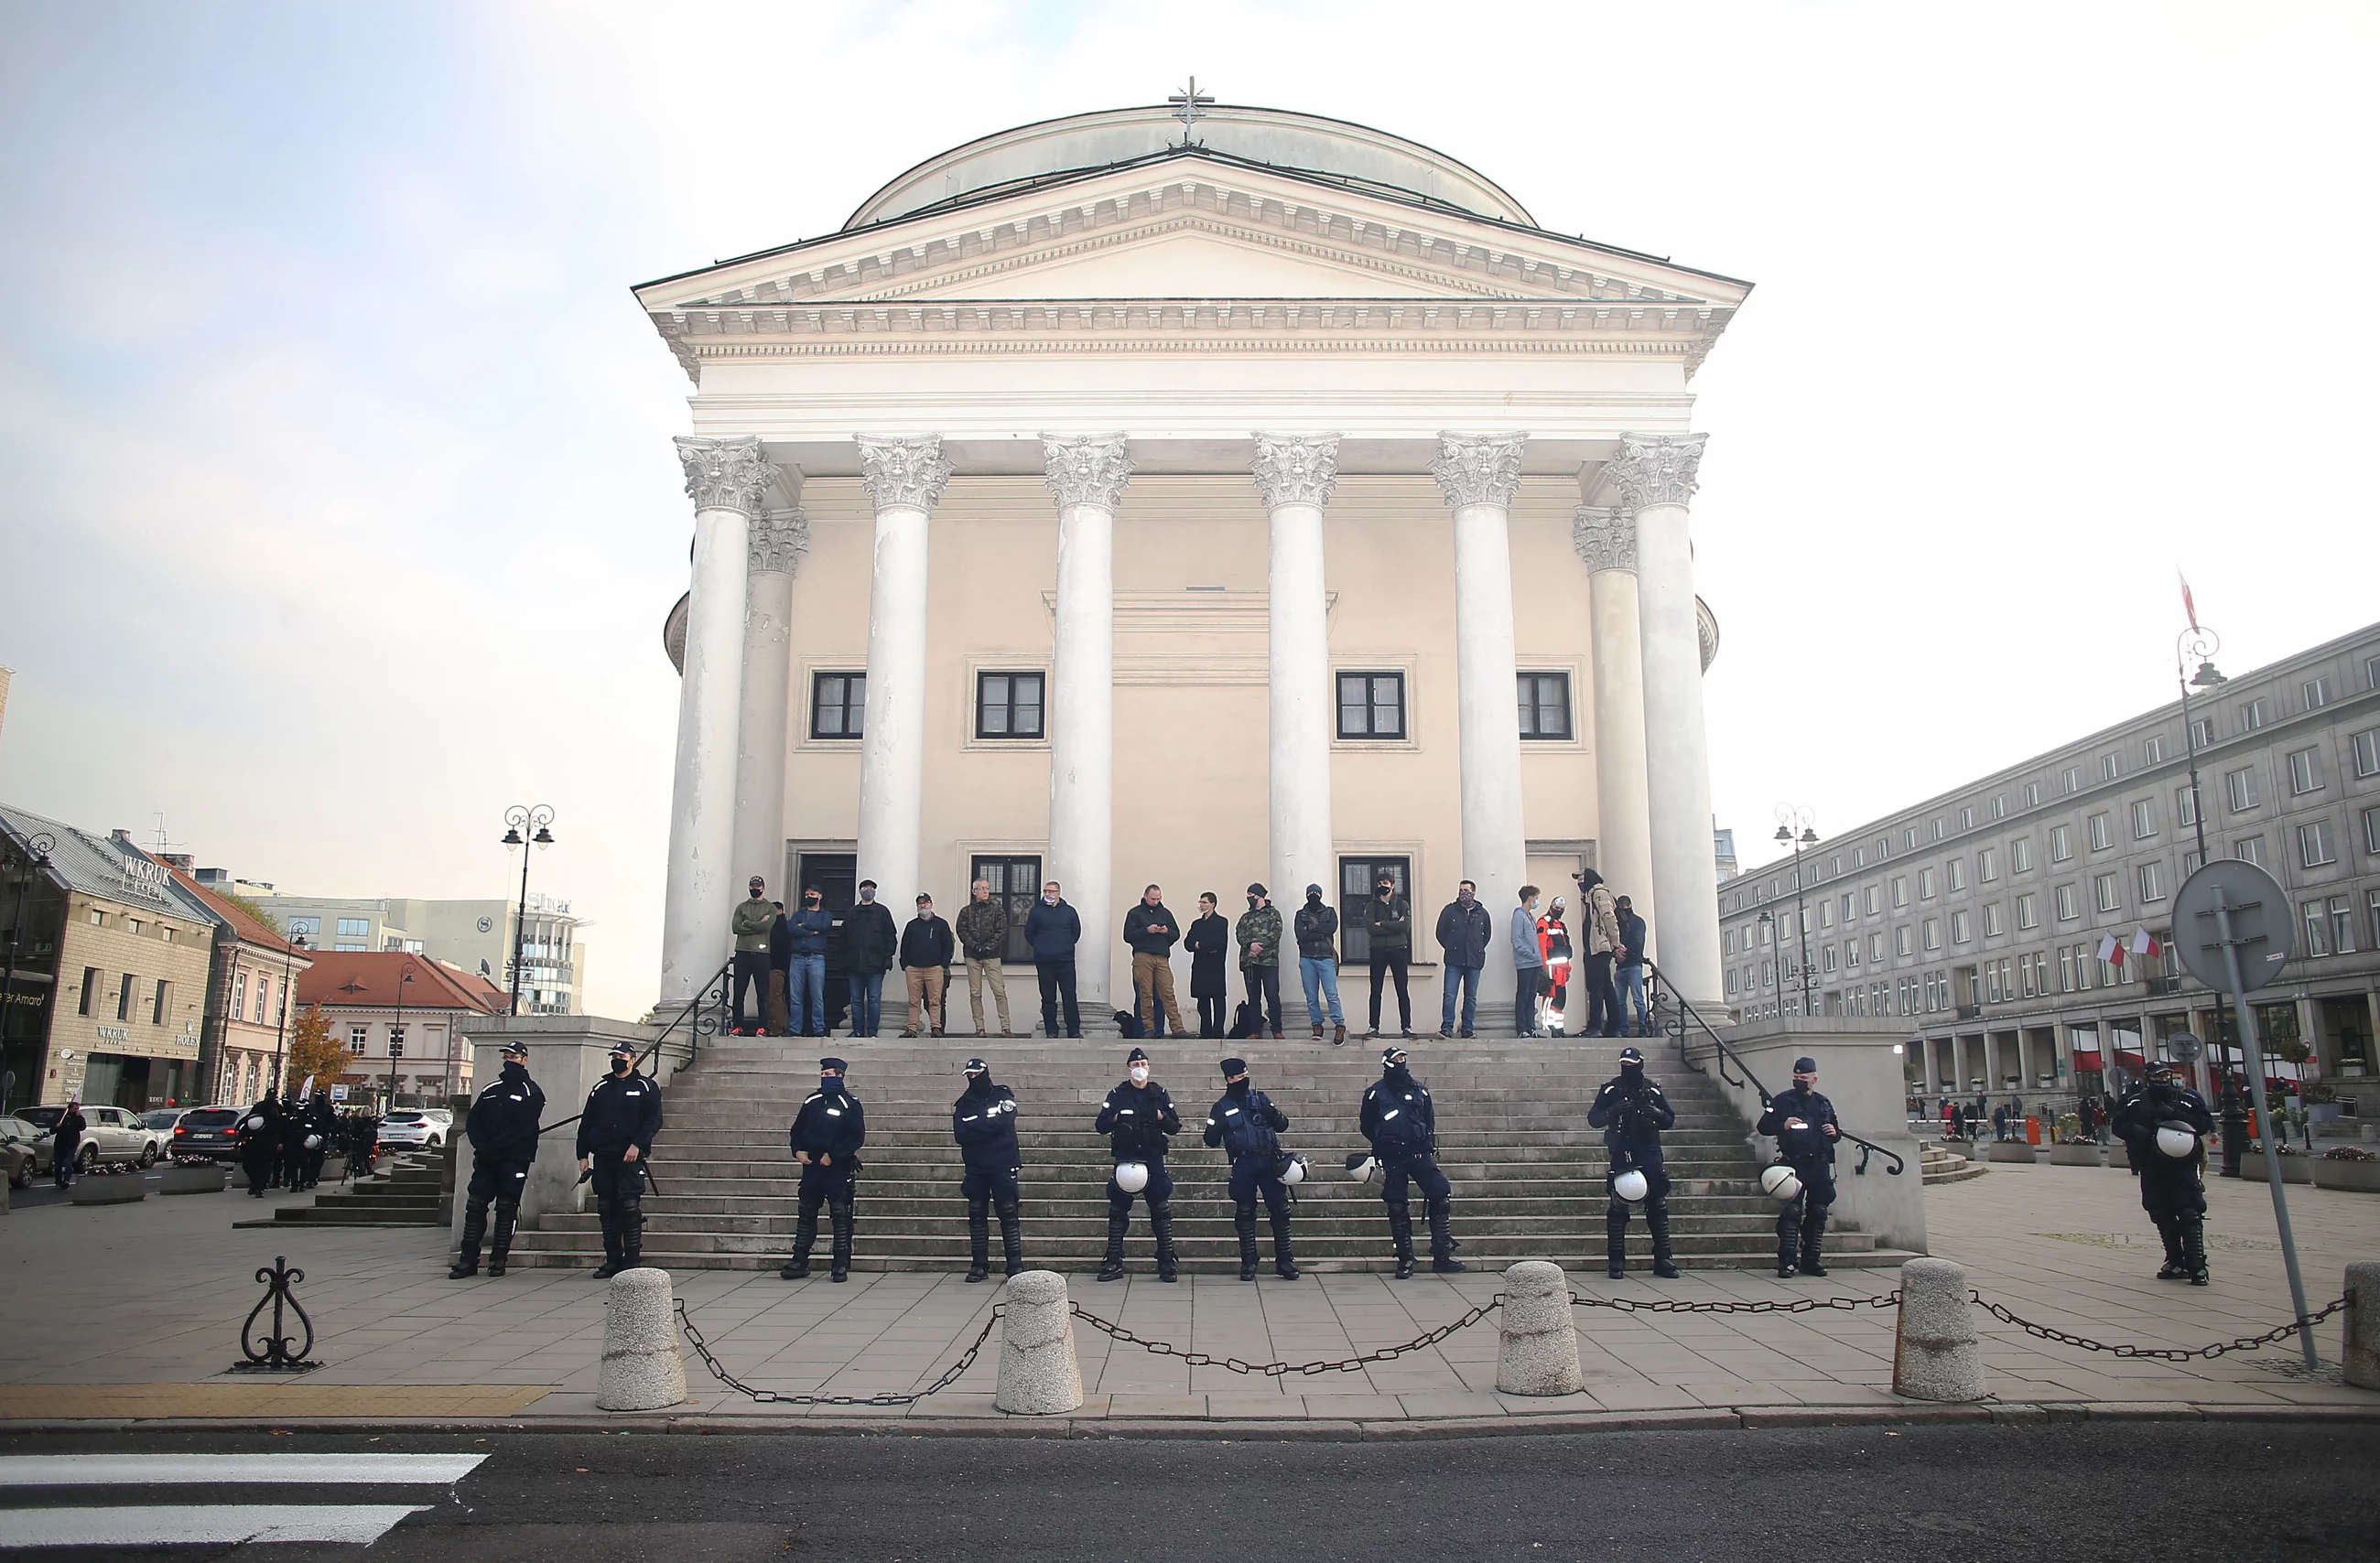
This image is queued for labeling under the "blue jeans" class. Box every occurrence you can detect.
[851,970,885,1036]
[786,954,826,1035]
[1617,963,1649,1035]
[1298,957,1344,1027]
[1440,964,1480,1033]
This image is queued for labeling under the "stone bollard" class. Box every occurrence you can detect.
[2344,1263,2380,1392]
[994,1269,1084,1415]
[1496,1261,1583,1396]
[596,1267,687,1412]
[1892,1256,1985,1402]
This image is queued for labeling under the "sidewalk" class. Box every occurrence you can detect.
[2,1160,2372,1431]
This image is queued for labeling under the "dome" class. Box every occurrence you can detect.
[848,102,1536,231]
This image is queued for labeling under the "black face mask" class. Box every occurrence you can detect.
[1247,896,1260,910]
[1620,1063,1644,1083]
[964,1073,993,1096]
[1384,1062,1409,1081]
[1228,1077,1250,1095]
[1378,886,1392,898]
[805,898,820,910]
[1307,892,1323,905]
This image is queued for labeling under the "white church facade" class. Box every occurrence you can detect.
[640,98,1747,1023]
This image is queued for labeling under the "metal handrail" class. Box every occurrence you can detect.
[536,955,730,1140]
[1644,962,1906,1179]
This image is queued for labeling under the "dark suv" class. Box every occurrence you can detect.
[171,1106,245,1161]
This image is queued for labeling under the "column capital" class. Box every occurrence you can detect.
[855,434,953,512]
[1041,433,1133,511]
[1250,432,1341,510]
[1430,432,1527,509]
[675,435,779,519]
[1572,506,1636,575]
[749,507,809,577]
[1608,432,1709,511]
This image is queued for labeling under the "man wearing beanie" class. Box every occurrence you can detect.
[782,1057,867,1282]
[1359,1044,1465,1277]
[1234,884,1284,1039]
[1756,1056,1840,1277]
[951,1057,1024,1281]
[1204,1056,1297,1279]
[1094,1046,1182,1280]
[1293,883,1347,1045]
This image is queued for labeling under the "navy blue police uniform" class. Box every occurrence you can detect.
[1586,1047,1679,1278]
[1755,1058,1840,1277]
[781,1058,866,1281]
[575,1047,663,1278]
[2112,1064,2216,1283]
[1204,1057,1298,1280]
[237,1093,284,1198]
[450,1044,546,1278]
[1359,1046,1465,1277]
[1094,1046,1182,1281]
[952,1058,1024,1282]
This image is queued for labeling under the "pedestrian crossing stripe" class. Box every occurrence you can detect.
[0,1505,430,1547]
[0,1451,489,1549]
[0,1453,487,1486]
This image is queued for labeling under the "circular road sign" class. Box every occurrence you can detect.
[2172,859,2296,994]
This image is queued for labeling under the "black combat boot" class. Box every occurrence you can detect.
[449,1200,487,1279]
[1151,1200,1178,1282]
[1098,1205,1130,1281]
[488,1202,517,1277]
[591,1197,625,1280]
[1799,1205,1828,1278]
[1775,1202,1801,1279]
[828,1200,854,1282]
[619,1197,644,1271]
[997,1199,1024,1277]
[1387,1202,1416,1279]
[1234,1201,1260,1281]
[1428,1200,1466,1273]
[966,1197,992,1283]
[1269,1209,1300,1280]
[2182,1216,2210,1286]
[2154,1216,2188,1280]
[780,1202,817,1279]
[1606,1205,1628,1279]
[1646,1200,1679,1279]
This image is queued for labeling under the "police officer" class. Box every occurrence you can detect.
[575,1041,663,1279]
[952,1057,1023,1282]
[1358,1044,1465,1278]
[1587,1045,1678,1279]
[275,1090,308,1191]
[781,1057,866,1282]
[1756,1056,1842,1277]
[298,1091,338,1191]
[1095,1046,1182,1281]
[2112,1073,2148,1177]
[1204,1056,1297,1281]
[238,1089,283,1199]
[2113,1061,2216,1284]
[450,1039,546,1279]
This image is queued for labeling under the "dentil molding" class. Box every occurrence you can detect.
[1571,506,1636,575]
[749,507,809,576]
[1608,432,1708,511]
[855,434,955,512]
[1040,434,1133,511]
[675,435,779,519]
[1430,432,1527,509]
[1250,433,1341,510]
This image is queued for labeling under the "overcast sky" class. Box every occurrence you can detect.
[3,1,2374,1018]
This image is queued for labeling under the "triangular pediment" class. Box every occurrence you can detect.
[888,219,1473,301]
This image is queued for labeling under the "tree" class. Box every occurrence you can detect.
[218,889,283,937]
[283,1004,346,1097]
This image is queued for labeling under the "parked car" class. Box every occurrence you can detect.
[377,1109,453,1150]
[169,1106,246,1161]
[0,1115,55,1188]
[18,1105,162,1168]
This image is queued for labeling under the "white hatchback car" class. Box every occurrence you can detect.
[376,1109,453,1150]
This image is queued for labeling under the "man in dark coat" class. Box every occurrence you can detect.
[2113,1062,2216,1284]
[236,1091,279,1197]
[1587,1046,1678,1277]
[1204,1057,1296,1281]
[898,893,956,1037]
[451,1040,546,1278]
[1122,886,1187,1039]
[1433,881,1492,1039]
[1023,881,1083,1038]
[1757,1057,1841,1277]
[51,1098,87,1188]
[298,1091,338,1189]
[951,1058,1022,1281]
[1359,1045,1464,1277]
[575,1042,663,1278]
[1364,874,1415,1040]
[1095,1046,1182,1280]
[782,1057,866,1281]
[840,880,899,1038]
[1183,893,1230,1038]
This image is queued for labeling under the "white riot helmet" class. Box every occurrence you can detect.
[1759,1164,1803,1202]
[1612,1169,1650,1203]
[247,1116,265,1131]
[1113,1161,1150,1193]
[1281,1153,1309,1186]
[2155,1122,2200,1159]
[304,1134,322,1150]
[1344,1151,1379,1182]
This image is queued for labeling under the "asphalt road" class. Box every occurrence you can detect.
[2,1421,2374,1561]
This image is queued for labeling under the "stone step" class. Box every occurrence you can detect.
[599,1183,1766,1213]
[503,1245,1912,1273]
[508,1226,1883,1258]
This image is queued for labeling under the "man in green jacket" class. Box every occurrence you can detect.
[1235,883,1284,1039]
[730,877,778,1035]
[1364,873,1415,1040]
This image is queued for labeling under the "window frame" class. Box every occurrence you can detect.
[1514,671,1573,741]
[808,670,868,740]
[2298,819,2337,868]
[1337,856,1412,965]
[2288,747,2320,796]
[968,854,1046,964]
[1336,670,1408,742]
[973,670,1047,741]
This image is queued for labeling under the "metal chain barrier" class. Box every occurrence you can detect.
[1967,1291,2349,1362]
[1066,1297,1505,1377]
[1570,1289,1902,1316]
[675,1298,1004,1406]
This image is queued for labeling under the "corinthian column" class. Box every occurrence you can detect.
[1574,506,1656,943]
[1252,433,1339,938]
[853,434,952,908]
[1611,431,1721,1005]
[1432,432,1530,1006]
[1043,433,1131,1013]
[731,501,809,902]
[663,434,779,1007]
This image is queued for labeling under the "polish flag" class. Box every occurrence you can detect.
[2180,572,2200,632]
[2130,926,2161,961]
[2097,932,2124,967]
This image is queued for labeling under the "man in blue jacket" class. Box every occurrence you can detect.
[1023,879,1083,1038]
[1433,880,1491,1039]
[951,1057,1022,1281]
[783,887,833,1038]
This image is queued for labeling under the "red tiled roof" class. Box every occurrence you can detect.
[169,868,309,959]
[296,951,508,1015]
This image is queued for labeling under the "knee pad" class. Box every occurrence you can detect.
[1235,1197,1257,1219]
[968,1194,990,1218]
[1425,1195,1449,1220]
[1606,1196,1632,1220]
[1383,1199,1411,1219]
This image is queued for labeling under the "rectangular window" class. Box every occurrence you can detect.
[285,916,319,938]
[2137,862,2165,901]
[2017,892,2039,930]
[2060,946,2076,993]
[2055,883,2080,921]
[1918,868,1936,900]
[2303,900,2331,959]
[2225,768,2258,812]
[2010,836,2031,873]
[254,977,271,1025]
[2371,889,2380,952]
[1923,918,1942,951]
[810,671,867,738]
[1931,818,1945,842]
[88,909,103,927]
[1823,944,1838,974]
[2094,872,2121,913]
[1895,926,1911,956]
[2328,895,2355,955]
[116,972,135,1021]
[2063,767,2082,793]
[2144,735,2165,765]
[1819,900,1834,930]
[1516,672,1571,739]
[1960,806,1974,830]
[233,973,247,1019]
[2355,730,2380,779]
[2364,805,2380,857]
[2302,676,2331,711]
[1863,886,1879,917]
[2189,717,2213,749]
[1891,876,1909,909]
[2298,820,2337,868]
[336,917,370,938]
[975,671,1045,739]
[1726,969,1738,997]
[348,1025,368,1056]
[2183,850,2204,876]
[2050,825,2072,863]
[969,855,1046,964]
[2288,748,2320,795]
[1951,911,1971,943]
[1904,828,1918,850]
[151,979,168,1025]
[2369,653,2380,691]
[2022,782,2039,809]
[1982,903,2003,937]
[2177,786,2198,827]
[78,966,100,1016]
[2131,799,2157,839]
[1967,851,1986,886]
[1337,857,1411,965]
[1336,671,1405,739]
[2234,835,2265,868]
[2101,754,2120,781]
[2240,698,2266,732]
[1839,893,1854,923]
[2088,813,2113,851]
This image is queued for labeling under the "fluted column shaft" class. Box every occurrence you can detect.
[731,501,809,903]
[1615,432,1723,1005]
[1044,434,1130,1011]
[854,435,952,906]
[664,436,778,1006]
[1433,433,1530,1007]
[1253,435,1340,935]
[1574,507,1657,942]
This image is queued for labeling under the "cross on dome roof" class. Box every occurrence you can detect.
[1167,77,1213,143]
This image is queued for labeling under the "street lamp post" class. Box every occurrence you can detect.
[384,965,414,1111]
[267,931,308,1101]
[2174,623,2231,1106]
[1,831,56,1114]
[500,805,557,1017]
[1773,806,1820,1016]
